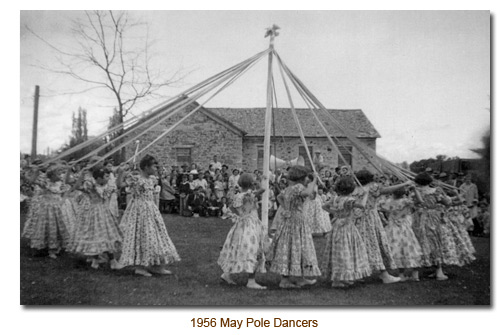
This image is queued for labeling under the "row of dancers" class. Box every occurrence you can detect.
[21,154,475,286]
[219,167,475,289]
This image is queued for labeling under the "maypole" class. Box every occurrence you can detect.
[261,24,280,230]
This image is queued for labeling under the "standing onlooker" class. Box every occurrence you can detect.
[210,155,223,171]
[214,174,225,200]
[459,175,480,236]
[178,173,191,215]
[227,169,241,200]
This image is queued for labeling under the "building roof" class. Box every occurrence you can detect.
[207,108,381,138]
[126,96,247,137]
[129,97,380,139]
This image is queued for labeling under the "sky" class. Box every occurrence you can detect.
[20,10,490,164]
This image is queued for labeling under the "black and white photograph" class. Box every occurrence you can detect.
[17,8,491,313]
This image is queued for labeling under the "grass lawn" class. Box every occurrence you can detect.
[20,213,490,305]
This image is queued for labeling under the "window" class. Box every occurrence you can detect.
[338,146,352,167]
[298,146,313,169]
[175,147,192,166]
[257,146,264,170]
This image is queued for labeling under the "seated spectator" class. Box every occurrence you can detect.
[192,171,208,192]
[186,186,207,217]
[207,193,222,217]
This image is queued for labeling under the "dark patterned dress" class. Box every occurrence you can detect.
[353,182,397,271]
[68,179,122,256]
[268,183,321,277]
[22,178,73,250]
[217,190,267,274]
[119,174,180,267]
[412,186,471,267]
[321,196,371,281]
[379,197,423,269]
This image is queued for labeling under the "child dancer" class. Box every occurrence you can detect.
[218,173,268,289]
[411,173,464,280]
[268,166,321,289]
[22,164,73,259]
[446,194,476,263]
[117,155,180,277]
[68,168,123,270]
[321,177,372,287]
[353,170,412,284]
[303,174,332,236]
[378,187,423,281]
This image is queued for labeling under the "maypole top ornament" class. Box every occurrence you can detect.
[265,24,280,45]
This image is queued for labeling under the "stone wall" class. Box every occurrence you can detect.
[242,136,377,173]
[124,105,243,171]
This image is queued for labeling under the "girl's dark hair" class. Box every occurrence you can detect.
[393,187,406,199]
[46,166,61,180]
[355,170,374,186]
[414,173,433,186]
[287,166,309,182]
[334,176,356,196]
[238,173,254,189]
[93,168,109,180]
[139,155,158,170]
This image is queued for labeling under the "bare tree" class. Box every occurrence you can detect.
[26,10,185,160]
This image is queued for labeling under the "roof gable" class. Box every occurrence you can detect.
[127,97,246,137]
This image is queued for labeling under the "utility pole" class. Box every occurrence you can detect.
[31,85,40,159]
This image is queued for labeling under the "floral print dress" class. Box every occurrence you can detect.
[119,174,180,267]
[217,190,267,274]
[22,178,73,250]
[268,183,321,277]
[68,179,122,256]
[378,197,423,269]
[353,182,397,271]
[321,196,371,281]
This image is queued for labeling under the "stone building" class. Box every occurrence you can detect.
[124,98,380,172]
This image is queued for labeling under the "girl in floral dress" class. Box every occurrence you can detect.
[378,187,423,281]
[68,168,123,270]
[117,155,180,277]
[218,173,268,289]
[353,170,413,284]
[268,166,321,289]
[22,164,73,259]
[321,177,372,288]
[411,173,469,280]
[303,174,332,236]
[446,196,476,263]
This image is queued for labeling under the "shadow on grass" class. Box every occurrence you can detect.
[20,214,491,306]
